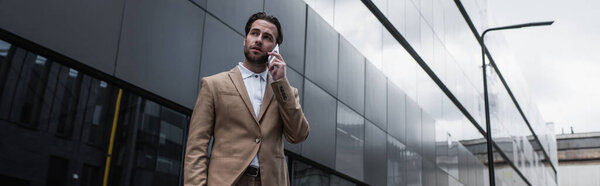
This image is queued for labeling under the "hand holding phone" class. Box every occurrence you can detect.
[267,44,286,81]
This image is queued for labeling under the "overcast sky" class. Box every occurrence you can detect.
[488,0,600,134]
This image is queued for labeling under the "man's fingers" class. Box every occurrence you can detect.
[268,52,284,61]
[269,61,281,70]
[268,51,286,80]
[271,61,285,69]
[269,62,277,72]
[269,62,276,71]
[270,61,286,74]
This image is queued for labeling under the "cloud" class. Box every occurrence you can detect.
[489,0,600,133]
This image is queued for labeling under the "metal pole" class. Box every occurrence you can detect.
[481,20,553,186]
[482,33,495,186]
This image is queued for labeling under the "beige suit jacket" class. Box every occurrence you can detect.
[184,67,310,186]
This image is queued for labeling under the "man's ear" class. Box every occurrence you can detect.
[243,38,246,47]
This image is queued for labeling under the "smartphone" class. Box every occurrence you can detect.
[268,44,280,67]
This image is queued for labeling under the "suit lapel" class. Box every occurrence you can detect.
[228,67,259,124]
[257,74,274,122]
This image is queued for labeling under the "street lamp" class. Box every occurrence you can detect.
[481,21,553,186]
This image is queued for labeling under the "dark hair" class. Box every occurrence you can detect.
[245,12,283,45]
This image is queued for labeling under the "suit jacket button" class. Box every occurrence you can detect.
[255,138,261,143]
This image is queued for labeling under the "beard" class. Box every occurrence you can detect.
[244,46,269,65]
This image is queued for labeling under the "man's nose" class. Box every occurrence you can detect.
[254,37,263,46]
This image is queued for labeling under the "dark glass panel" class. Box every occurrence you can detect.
[293,160,330,186]
[0,174,30,186]
[364,121,387,186]
[81,164,101,186]
[330,174,356,186]
[365,62,387,129]
[0,47,27,120]
[304,8,339,96]
[336,38,365,114]
[205,0,262,34]
[387,135,407,186]
[405,149,423,186]
[335,102,364,180]
[50,66,84,138]
[387,82,407,142]
[83,79,118,147]
[292,159,357,186]
[109,94,188,186]
[46,155,69,186]
[301,79,337,167]
[8,53,51,128]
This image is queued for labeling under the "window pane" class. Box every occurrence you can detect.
[81,164,102,186]
[304,8,339,96]
[46,155,69,186]
[51,66,84,138]
[0,40,10,57]
[0,38,190,186]
[109,95,189,186]
[364,121,387,186]
[9,53,52,128]
[335,102,364,180]
[293,160,330,186]
[292,159,357,186]
[301,79,337,167]
[387,135,407,186]
[330,174,356,186]
[84,79,117,147]
[0,47,26,120]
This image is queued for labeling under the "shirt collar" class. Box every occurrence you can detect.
[238,62,268,80]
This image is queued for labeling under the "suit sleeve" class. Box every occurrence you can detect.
[184,78,214,186]
[271,77,310,144]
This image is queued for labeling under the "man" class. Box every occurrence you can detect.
[184,12,310,186]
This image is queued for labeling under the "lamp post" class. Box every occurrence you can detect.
[481,21,553,186]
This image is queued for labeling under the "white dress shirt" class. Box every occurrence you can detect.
[237,62,268,168]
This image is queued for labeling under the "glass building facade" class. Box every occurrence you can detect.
[0,0,557,185]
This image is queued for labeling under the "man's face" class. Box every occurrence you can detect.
[243,19,278,65]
